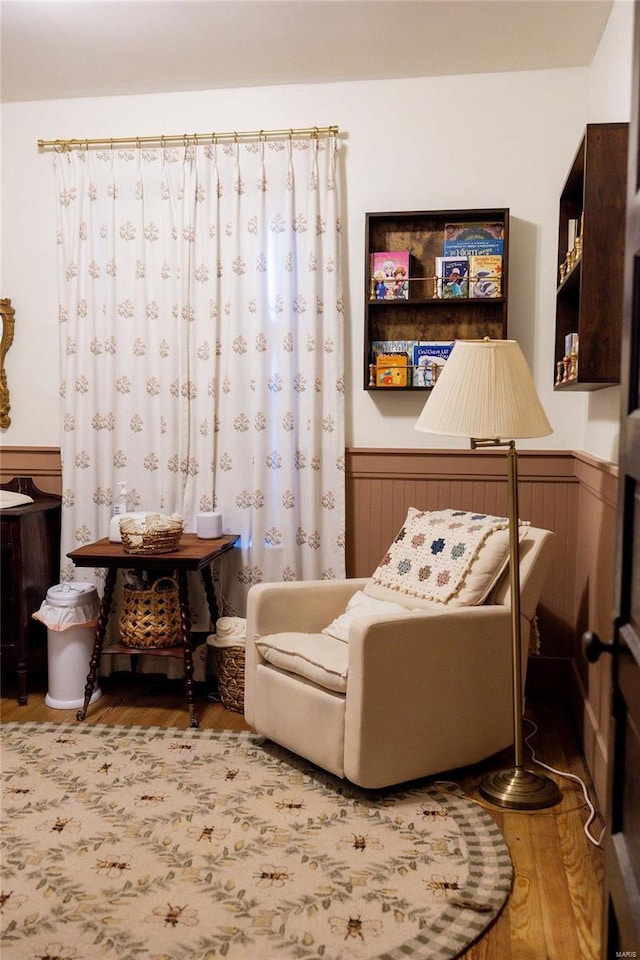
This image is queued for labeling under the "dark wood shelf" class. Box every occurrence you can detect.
[102,643,186,657]
[554,123,628,390]
[367,296,507,308]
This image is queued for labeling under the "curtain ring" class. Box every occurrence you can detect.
[289,128,294,140]
[233,131,238,143]
[259,129,266,142]
[312,126,319,139]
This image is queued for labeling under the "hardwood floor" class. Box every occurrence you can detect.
[1,654,605,960]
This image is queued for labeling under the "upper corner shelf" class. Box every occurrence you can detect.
[364,208,509,391]
[554,122,628,391]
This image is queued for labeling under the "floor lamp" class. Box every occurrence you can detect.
[415,338,561,810]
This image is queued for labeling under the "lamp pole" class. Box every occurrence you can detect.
[472,439,560,810]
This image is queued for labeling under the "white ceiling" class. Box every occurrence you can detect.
[1,0,614,104]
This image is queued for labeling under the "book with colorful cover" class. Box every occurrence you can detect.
[443,222,504,258]
[469,254,502,298]
[435,256,469,298]
[371,252,410,300]
[370,340,417,362]
[375,352,410,387]
[413,342,455,387]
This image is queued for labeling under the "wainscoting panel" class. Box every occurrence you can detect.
[570,452,618,806]
[346,448,578,650]
[0,446,63,495]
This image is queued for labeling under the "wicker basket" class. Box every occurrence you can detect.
[216,644,245,713]
[120,516,183,555]
[119,577,182,648]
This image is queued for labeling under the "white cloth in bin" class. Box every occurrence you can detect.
[209,616,247,648]
[33,597,99,632]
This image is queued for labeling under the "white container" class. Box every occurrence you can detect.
[36,582,103,710]
[197,511,222,538]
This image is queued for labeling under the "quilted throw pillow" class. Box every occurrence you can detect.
[366,507,525,607]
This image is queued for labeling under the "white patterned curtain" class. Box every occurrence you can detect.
[54,135,345,632]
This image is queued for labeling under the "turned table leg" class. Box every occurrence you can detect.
[76,568,116,721]
[199,562,220,625]
[177,570,198,728]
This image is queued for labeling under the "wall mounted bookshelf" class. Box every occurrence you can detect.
[364,208,509,391]
[554,123,628,390]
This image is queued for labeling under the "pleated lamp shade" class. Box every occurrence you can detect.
[415,339,552,440]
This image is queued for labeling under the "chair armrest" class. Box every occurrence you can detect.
[244,578,369,726]
[347,604,527,704]
[343,605,517,786]
[246,578,370,638]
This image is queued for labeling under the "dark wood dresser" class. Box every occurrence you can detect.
[1,477,62,703]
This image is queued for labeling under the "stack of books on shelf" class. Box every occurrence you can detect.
[438,222,503,299]
[369,222,503,303]
[371,340,454,388]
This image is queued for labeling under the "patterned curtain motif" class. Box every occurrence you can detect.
[54,136,345,624]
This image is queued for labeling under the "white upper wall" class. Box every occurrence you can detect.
[0,0,633,459]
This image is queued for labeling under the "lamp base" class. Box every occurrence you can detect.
[479,767,561,810]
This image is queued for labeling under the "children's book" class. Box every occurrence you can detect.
[413,342,455,387]
[469,254,502,298]
[370,340,417,362]
[443,222,504,258]
[435,256,468,298]
[375,352,410,387]
[371,252,410,300]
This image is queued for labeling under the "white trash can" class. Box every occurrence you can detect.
[33,582,102,710]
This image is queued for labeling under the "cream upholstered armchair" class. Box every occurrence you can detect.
[244,509,556,789]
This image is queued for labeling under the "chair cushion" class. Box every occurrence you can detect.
[365,507,527,607]
[256,633,348,693]
[322,590,411,641]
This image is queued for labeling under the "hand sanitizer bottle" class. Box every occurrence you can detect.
[109,481,129,542]
[114,481,128,515]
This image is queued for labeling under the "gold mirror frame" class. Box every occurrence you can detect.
[1,298,16,429]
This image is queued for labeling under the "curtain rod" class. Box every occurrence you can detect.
[37,124,339,151]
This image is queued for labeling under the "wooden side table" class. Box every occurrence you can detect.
[67,533,239,727]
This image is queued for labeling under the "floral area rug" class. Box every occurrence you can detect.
[1,723,512,960]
